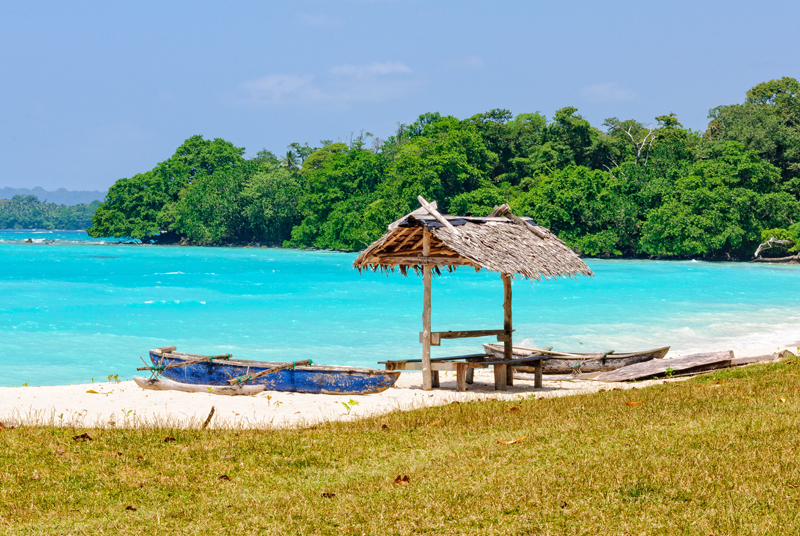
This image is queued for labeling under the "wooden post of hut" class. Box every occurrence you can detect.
[353,198,593,392]
[421,227,434,390]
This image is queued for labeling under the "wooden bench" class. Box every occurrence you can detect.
[379,353,544,392]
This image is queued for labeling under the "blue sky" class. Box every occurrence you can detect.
[1,0,798,191]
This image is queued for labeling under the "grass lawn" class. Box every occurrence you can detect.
[2,360,799,535]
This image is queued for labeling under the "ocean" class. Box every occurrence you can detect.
[1,230,799,387]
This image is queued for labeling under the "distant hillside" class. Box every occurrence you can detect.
[0,187,106,206]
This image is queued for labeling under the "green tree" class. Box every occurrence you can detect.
[88,136,246,241]
[707,77,800,193]
[242,168,304,245]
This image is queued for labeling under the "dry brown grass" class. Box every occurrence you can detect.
[2,360,799,535]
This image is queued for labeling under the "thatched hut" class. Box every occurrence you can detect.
[354,196,593,391]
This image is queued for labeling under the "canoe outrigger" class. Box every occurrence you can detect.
[135,346,400,396]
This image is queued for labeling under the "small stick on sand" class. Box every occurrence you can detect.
[202,406,215,430]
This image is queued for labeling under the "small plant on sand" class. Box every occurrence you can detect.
[22,382,29,387]
[342,399,360,414]
[665,367,675,379]
[107,374,120,383]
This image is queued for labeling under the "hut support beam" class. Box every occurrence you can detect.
[503,274,514,387]
[421,229,433,390]
[494,274,512,390]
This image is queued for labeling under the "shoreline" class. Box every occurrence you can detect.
[5,230,800,262]
[1,345,791,430]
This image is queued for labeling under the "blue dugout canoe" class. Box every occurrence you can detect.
[148,348,400,395]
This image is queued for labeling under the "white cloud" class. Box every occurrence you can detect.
[239,74,324,105]
[330,62,412,79]
[238,62,416,108]
[579,82,637,103]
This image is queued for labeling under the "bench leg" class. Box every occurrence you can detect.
[534,360,542,389]
[456,363,467,392]
[493,364,507,391]
[506,362,514,386]
[431,370,440,388]
[465,367,474,384]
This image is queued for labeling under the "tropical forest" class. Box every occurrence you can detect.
[75,77,800,259]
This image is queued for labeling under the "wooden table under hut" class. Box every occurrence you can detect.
[353,196,593,392]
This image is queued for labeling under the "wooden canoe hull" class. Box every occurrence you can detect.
[149,351,400,395]
[483,344,670,374]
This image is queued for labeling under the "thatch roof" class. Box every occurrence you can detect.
[353,200,593,281]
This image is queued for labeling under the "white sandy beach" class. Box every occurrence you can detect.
[0,344,790,430]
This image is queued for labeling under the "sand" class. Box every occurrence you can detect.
[1,346,789,430]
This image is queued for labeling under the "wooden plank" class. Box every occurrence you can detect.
[413,214,534,223]
[378,353,489,365]
[436,329,508,339]
[534,359,543,388]
[456,363,468,392]
[388,362,460,372]
[377,256,470,266]
[503,273,513,387]
[155,346,177,354]
[596,351,734,382]
[391,228,422,252]
[431,370,440,388]
[419,330,508,345]
[731,353,786,366]
[421,228,432,391]
[133,377,265,396]
[418,195,459,234]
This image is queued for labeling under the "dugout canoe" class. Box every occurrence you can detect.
[146,347,400,395]
[482,344,670,374]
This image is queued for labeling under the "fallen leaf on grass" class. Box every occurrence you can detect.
[321,492,336,498]
[394,475,410,485]
[626,401,643,407]
[381,423,388,429]
[125,506,137,511]
[560,501,568,509]
[54,447,65,456]
[779,397,787,403]
[163,436,176,442]
[715,381,724,385]
[218,475,231,481]
[72,433,92,441]
[428,420,442,427]
[509,407,520,413]
[32,470,39,480]
[788,483,798,488]
[85,390,99,394]
[497,436,527,445]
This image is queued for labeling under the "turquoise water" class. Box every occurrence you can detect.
[2,230,800,387]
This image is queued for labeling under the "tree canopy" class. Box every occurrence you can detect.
[72,77,800,259]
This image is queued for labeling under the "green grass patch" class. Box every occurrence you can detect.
[2,361,800,535]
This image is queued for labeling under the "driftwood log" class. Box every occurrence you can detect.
[596,351,734,382]
[754,236,795,258]
[133,377,265,396]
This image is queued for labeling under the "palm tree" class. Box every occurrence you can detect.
[279,150,299,169]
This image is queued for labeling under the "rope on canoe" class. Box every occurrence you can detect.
[571,352,609,375]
